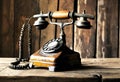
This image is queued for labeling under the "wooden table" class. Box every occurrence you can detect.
[0,58,120,82]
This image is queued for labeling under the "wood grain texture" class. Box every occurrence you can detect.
[118,0,120,58]
[0,58,120,82]
[74,0,97,58]
[14,0,40,57]
[0,0,2,56]
[96,0,118,58]
[39,0,58,48]
[0,0,14,57]
[0,0,119,58]
[57,0,75,49]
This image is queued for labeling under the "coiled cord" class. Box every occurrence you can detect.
[10,17,32,69]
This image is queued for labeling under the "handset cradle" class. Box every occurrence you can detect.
[30,16,81,71]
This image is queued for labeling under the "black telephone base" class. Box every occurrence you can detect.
[30,46,81,71]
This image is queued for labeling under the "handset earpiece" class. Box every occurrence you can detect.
[33,17,48,30]
[33,12,49,30]
[75,10,93,29]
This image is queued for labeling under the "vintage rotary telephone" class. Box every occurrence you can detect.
[10,10,94,71]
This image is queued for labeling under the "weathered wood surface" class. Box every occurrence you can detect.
[96,0,119,58]
[39,0,58,49]
[119,0,120,58]
[74,0,97,58]
[58,0,75,49]
[0,0,120,58]
[14,0,40,58]
[0,0,14,57]
[0,58,120,82]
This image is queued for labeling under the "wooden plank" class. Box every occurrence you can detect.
[0,0,2,56]
[74,0,97,58]
[14,0,40,58]
[0,0,14,57]
[31,0,42,53]
[1,58,120,82]
[39,0,58,48]
[96,0,118,58]
[102,73,120,82]
[0,76,99,82]
[0,58,99,82]
[81,58,120,68]
[57,0,75,49]
[119,0,120,58]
